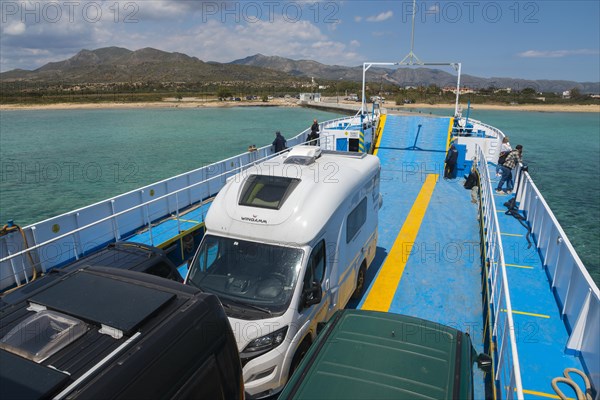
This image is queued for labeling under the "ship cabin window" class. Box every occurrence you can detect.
[239,175,300,210]
[346,197,367,243]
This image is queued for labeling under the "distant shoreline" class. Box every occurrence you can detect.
[389,102,599,113]
[1,99,598,113]
[0,98,301,111]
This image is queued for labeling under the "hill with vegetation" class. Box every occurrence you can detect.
[1,47,598,105]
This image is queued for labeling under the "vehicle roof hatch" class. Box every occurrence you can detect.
[284,145,321,165]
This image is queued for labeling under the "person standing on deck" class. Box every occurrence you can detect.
[444,144,459,179]
[272,131,287,153]
[496,144,523,194]
[496,136,512,176]
[307,119,320,145]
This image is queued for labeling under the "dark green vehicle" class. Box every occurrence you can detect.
[279,309,491,400]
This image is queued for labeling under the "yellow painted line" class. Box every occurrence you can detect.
[158,222,205,249]
[522,388,572,399]
[178,218,201,224]
[501,309,550,319]
[362,174,438,312]
[501,232,524,237]
[505,263,534,269]
[372,114,387,156]
[445,117,454,151]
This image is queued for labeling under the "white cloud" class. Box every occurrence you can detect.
[0,4,365,71]
[428,5,440,13]
[151,18,362,65]
[3,22,26,35]
[518,49,599,58]
[366,11,393,22]
[354,16,362,22]
[350,40,360,47]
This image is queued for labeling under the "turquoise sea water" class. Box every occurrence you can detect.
[0,107,341,225]
[1,106,598,285]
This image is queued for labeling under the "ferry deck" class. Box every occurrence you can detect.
[124,114,589,399]
[2,113,596,400]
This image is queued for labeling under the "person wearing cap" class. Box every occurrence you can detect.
[444,143,459,179]
[496,136,512,176]
[272,131,287,153]
[496,144,523,194]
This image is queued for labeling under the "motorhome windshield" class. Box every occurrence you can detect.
[187,235,304,316]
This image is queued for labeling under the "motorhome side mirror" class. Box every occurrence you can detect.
[476,353,492,373]
[303,284,322,308]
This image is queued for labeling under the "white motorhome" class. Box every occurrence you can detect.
[185,146,381,398]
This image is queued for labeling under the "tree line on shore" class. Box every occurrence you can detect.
[1,80,597,106]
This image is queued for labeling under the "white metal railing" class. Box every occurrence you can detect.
[513,165,600,395]
[0,123,335,290]
[475,145,524,400]
[467,118,503,139]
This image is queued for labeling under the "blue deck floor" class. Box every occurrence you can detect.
[115,114,586,399]
[125,203,210,247]
[490,170,585,399]
[124,203,211,280]
[354,115,486,398]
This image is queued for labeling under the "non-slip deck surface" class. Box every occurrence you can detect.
[356,115,486,398]
[490,171,584,399]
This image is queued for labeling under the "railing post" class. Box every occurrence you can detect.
[175,193,181,234]
[145,204,154,246]
[74,213,82,259]
[110,200,121,241]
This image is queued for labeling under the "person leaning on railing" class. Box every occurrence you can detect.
[496,145,523,194]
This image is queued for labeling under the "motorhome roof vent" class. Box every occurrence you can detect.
[284,145,321,165]
[239,175,300,210]
[0,310,87,363]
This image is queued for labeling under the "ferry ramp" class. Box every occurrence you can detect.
[353,114,486,398]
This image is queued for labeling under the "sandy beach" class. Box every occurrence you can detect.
[0,98,598,113]
[0,97,301,111]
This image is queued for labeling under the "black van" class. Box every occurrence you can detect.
[64,241,183,281]
[0,266,243,399]
[1,242,181,305]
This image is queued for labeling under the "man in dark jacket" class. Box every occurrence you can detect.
[272,131,287,153]
[307,119,319,145]
[444,143,459,179]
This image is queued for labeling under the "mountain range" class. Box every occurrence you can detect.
[2,47,598,94]
[0,47,291,84]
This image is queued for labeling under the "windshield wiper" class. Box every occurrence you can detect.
[222,297,272,316]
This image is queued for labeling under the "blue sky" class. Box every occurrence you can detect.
[1,0,598,82]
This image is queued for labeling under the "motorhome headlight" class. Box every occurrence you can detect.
[242,326,288,356]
